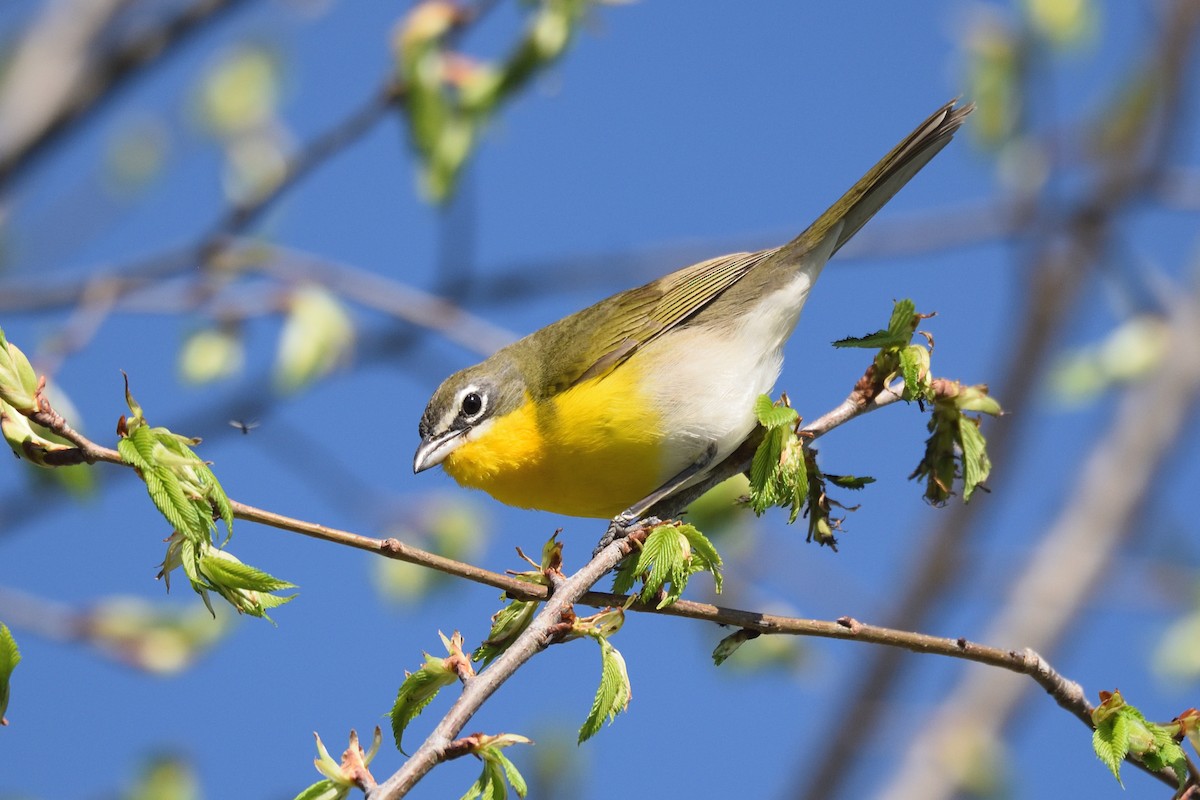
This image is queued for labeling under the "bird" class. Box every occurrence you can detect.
[414,99,973,524]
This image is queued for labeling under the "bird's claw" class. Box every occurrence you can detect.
[593,513,662,557]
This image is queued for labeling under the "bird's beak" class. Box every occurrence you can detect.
[413,428,466,474]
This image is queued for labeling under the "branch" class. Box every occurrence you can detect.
[14,348,1180,792]
[799,3,1200,794]
[0,0,257,189]
[879,280,1200,800]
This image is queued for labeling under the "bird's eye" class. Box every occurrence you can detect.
[461,391,484,419]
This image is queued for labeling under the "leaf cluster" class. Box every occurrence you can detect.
[398,0,598,201]
[746,396,870,548]
[611,523,723,609]
[118,376,294,619]
[1091,690,1189,789]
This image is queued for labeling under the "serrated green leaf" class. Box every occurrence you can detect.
[784,439,809,524]
[116,436,149,470]
[749,427,789,514]
[832,329,903,349]
[578,638,631,743]
[495,750,528,798]
[636,526,686,607]
[1093,713,1129,785]
[958,417,991,502]
[391,656,458,753]
[610,555,640,597]
[887,299,918,339]
[0,622,20,725]
[753,395,799,430]
[899,344,929,398]
[677,523,723,594]
[201,554,295,592]
[833,299,921,350]
[146,466,202,537]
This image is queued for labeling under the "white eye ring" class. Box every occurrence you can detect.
[459,387,486,421]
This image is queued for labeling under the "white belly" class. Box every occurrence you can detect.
[639,266,823,483]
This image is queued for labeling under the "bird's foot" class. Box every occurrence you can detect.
[593,513,662,558]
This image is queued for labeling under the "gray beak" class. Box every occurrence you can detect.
[413,428,466,474]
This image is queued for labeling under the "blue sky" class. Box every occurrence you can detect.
[2,1,1198,798]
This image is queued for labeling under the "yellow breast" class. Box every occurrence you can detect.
[442,364,664,518]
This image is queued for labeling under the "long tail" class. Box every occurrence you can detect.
[786,99,974,258]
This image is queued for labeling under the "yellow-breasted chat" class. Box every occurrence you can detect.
[414,100,973,522]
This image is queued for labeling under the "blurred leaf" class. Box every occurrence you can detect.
[86,597,232,675]
[123,754,200,800]
[396,0,602,203]
[196,44,283,138]
[179,327,245,385]
[1049,316,1169,406]
[222,129,292,205]
[1154,610,1200,680]
[274,284,356,394]
[105,115,170,194]
[684,474,750,536]
[1024,0,1098,49]
[964,11,1021,149]
[373,499,486,604]
[0,621,19,726]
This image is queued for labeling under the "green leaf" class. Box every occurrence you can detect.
[578,638,631,743]
[473,599,539,666]
[832,299,917,351]
[119,423,154,469]
[1093,713,1129,785]
[0,622,20,725]
[957,416,991,502]
[0,327,39,412]
[391,642,465,754]
[391,664,455,754]
[292,779,345,800]
[712,628,757,666]
[677,523,723,594]
[495,749,528,797]
[748,426,786,513]
[832,329,904,349]
[898,344,930,398]
[753,394,799,430]
[637,526,688,608]
[200,553,295,593]
[274,284,355,394]
[886,299,918,340]
[824,474,876,490]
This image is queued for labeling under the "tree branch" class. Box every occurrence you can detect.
[0,0,257,189]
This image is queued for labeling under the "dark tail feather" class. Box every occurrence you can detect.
[784,99,974,258]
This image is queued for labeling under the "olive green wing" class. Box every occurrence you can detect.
[525,248,775,397]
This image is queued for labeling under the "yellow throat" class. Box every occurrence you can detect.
[443,364,663,518]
